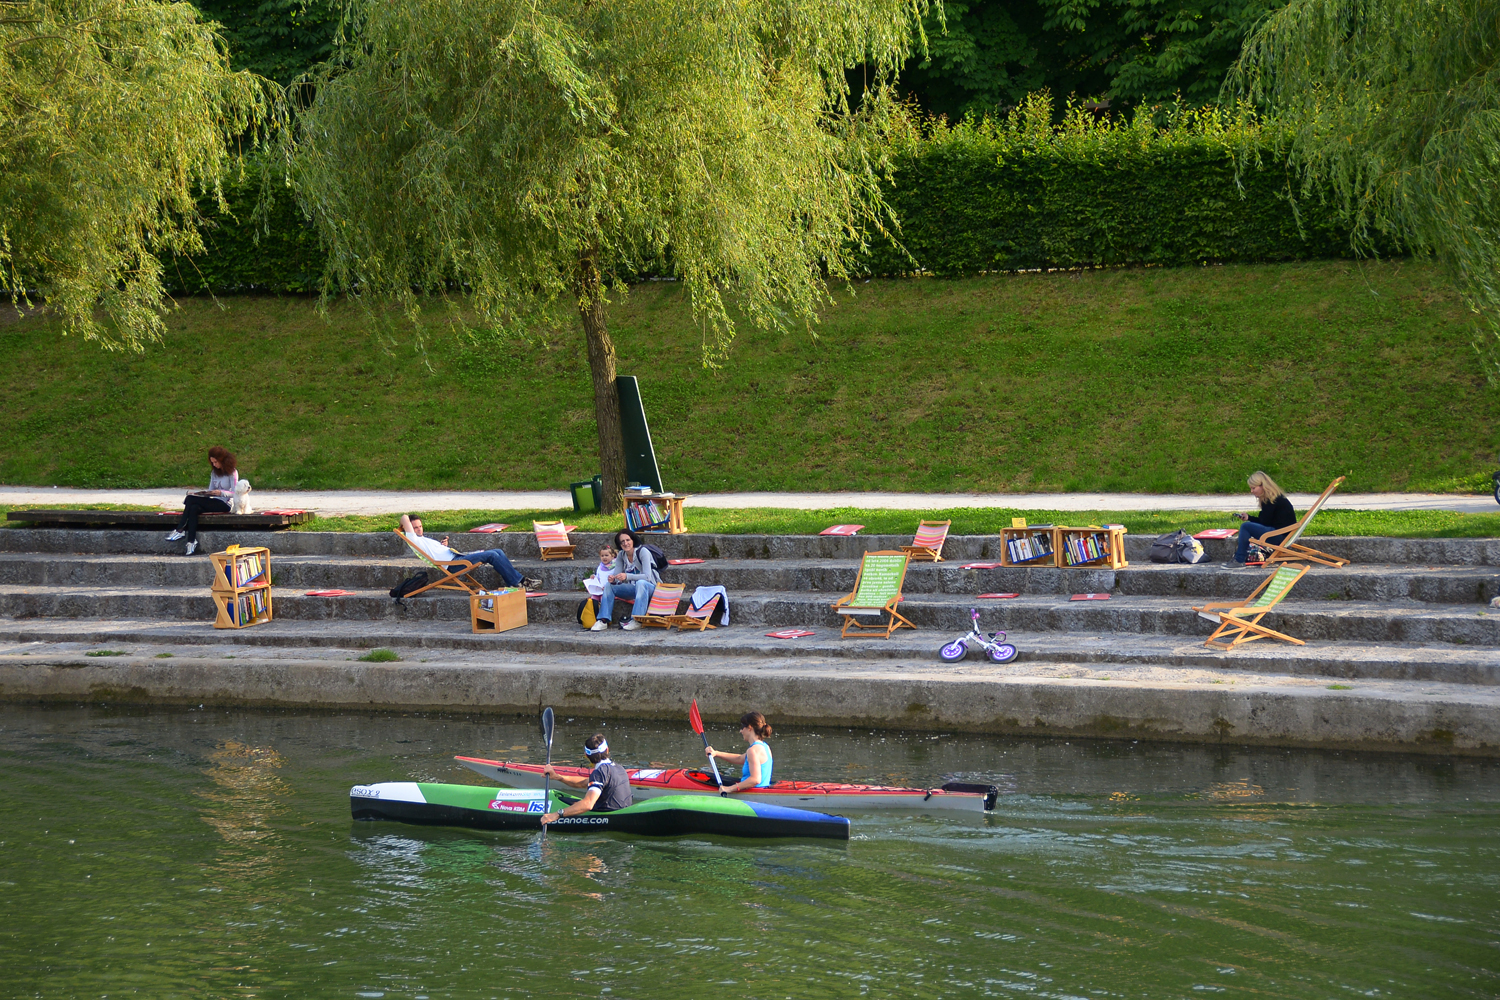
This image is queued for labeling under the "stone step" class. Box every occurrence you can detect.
[2,552,1496,604]
[1,618,1496,686]
[3,527,1499,565]
[2,584,1496,645]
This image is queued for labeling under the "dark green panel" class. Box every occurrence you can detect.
[616,375,664,492]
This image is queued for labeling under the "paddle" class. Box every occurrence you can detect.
[689,699,727,795]
[540,706,555,832]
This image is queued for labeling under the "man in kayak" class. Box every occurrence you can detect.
[704,712,774,794]
[540,734,632,825]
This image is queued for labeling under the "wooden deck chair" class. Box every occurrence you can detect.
[667,593,721,632]
[533,520,576,561]
[831,551,915,638]
[901,520,951,562]
[1252,477,1349,568]
[1192,563,1310,650]
[633,583,686,628]
[393,529,485,599]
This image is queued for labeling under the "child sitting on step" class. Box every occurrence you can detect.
[584,546,617,598]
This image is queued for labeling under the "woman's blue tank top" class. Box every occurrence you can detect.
[741,740,772,786]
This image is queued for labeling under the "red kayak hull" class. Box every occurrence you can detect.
[455,756,995,813]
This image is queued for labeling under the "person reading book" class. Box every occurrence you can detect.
[398,514,540,590]
[165,447,239,555]
[584,546,617,598]
[1229,471,1297,565]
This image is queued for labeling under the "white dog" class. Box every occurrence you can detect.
[232,479,253,515]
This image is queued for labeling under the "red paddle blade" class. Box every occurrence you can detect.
[688,699,704,734]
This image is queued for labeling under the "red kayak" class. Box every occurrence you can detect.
[455,756,997,813]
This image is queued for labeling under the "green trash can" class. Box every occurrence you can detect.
[570,479,600,514]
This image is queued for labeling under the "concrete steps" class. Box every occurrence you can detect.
[0,528,1495,690]
[1,552,1495,604]
[2,618,1498,686]
[0,584,1496,645]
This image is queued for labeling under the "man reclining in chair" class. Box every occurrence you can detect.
[399,514,540,590]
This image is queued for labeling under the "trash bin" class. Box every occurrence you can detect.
[571,479,600,514]
[591,475,603,511]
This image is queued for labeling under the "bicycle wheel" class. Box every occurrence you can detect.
[987,643,1018,664]
[939,640,968,663]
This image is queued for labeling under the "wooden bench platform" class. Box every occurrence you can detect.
[6,510,313,530]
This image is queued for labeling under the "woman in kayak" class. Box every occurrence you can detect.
[705,712,774,793]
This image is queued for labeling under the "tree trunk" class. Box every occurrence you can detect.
[577,250,626,515]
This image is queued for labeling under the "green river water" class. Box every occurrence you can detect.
[3,705,1498,999]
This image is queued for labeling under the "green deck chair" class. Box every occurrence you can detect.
[832,551,915,639]
[1192,563,1310,650]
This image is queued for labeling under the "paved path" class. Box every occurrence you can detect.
[1,485,1494,516]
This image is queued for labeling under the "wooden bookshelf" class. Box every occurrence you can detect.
[470,588,527,634]
[1057,526,1129,569]
[999,526,1058,567]
[211,546,273,629]
[622,493,687,534]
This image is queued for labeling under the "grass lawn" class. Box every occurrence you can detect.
[5,505,1498,537]
[2,259,1495,495]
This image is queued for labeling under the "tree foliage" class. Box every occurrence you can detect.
[192,0,338,86]
[0,0,269,349]
[288,0,930,507]
[903,0,1285,117]
[1229,0,1500,374]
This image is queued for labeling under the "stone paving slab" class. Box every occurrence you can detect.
[1,617,1495,685]
[3,645,1495,754]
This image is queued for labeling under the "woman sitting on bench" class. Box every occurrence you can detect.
[166,446,239,555]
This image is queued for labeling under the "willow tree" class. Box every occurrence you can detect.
[0,0,270,349]
[288,0,929,510]
[1227,0,1500,374]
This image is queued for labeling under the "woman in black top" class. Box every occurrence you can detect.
[1233,471,1297,563]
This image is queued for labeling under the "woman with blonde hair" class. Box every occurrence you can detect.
[1231,471,1297,565]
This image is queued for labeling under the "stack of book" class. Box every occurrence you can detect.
[227,589,269,626]
[225,552,267,588]
[1006,533,1054,563]
[624,499,671,531]
[1062,532,1111,566]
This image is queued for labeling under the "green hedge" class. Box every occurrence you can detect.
[168,99,1359,291]
[864,97,1358,276]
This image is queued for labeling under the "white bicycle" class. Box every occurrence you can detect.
[938,607,1018,664]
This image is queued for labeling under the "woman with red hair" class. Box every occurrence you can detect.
[166,447,239,554]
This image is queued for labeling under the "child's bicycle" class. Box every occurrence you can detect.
[939,607,1018,663]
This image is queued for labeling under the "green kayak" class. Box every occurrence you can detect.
[350,782,851,840]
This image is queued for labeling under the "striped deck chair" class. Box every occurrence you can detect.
[831,551,915,638]
[668,593,721,632]
[1192,563,1310,650]
[901,520,951,562]
[533,520,576,561]
[634,583,686,628]
[1253,477,1349,568]
[393,529,484,599]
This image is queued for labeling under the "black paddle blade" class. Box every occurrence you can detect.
[541,706,555,746]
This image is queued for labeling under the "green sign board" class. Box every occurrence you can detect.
[851,554,907,607]
[617,375,664,493]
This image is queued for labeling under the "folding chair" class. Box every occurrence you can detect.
[533,520,576,561]
[633,583,686,628]
[1192,563,1310,650]
[393,528,485,599]
[901,520,951,562]
[1252,477,1348,568]
[831,551,915,638]
[668,593,721,632]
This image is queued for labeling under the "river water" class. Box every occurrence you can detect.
[3,705,1497,999]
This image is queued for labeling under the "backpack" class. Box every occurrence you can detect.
[577,597,600,627]
[1149,530,1207,564]
[642,542,669,580]
[389,571,429,602]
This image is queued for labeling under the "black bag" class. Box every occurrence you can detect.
[389,571,428,601]
[1149,530,1207,564]
[642,542,669,579]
